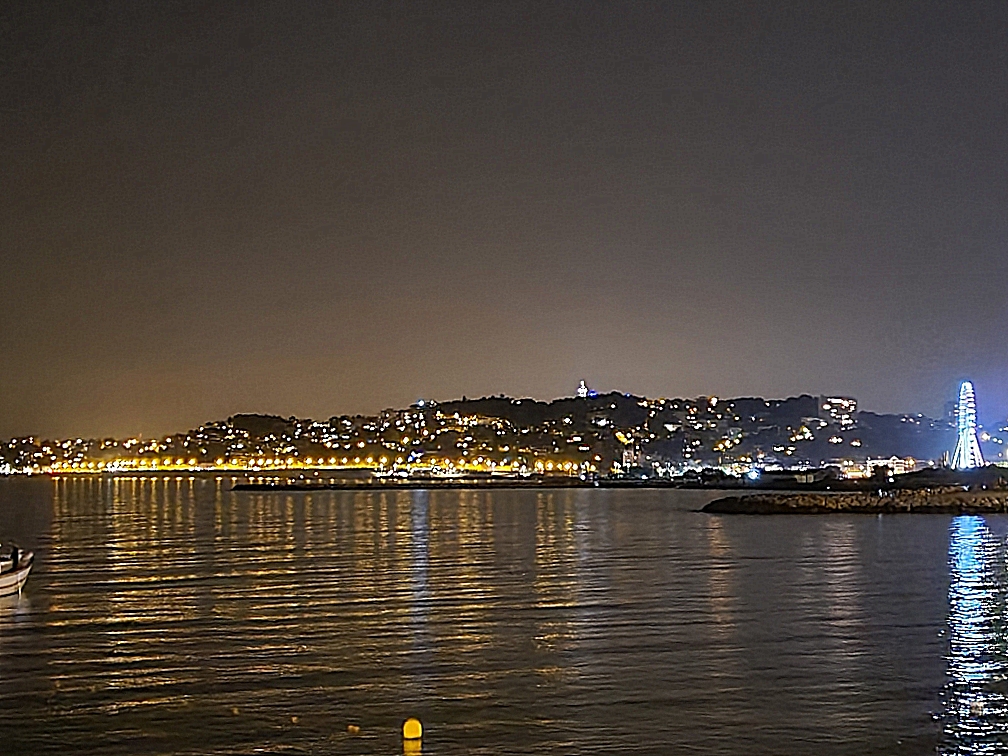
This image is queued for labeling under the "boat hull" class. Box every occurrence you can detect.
[0,556,32,597]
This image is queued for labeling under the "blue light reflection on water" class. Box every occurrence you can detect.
[0,478,966,753]
[942,516,1008,755]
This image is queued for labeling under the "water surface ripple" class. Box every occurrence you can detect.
[0,476,992,754]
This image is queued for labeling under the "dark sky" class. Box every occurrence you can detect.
[3,1,1007,438]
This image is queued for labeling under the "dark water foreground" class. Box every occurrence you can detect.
[0,476,1005,754]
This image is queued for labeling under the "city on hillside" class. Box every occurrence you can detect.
[2,382,1004,479]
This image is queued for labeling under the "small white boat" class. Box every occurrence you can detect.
[0,545,34,597]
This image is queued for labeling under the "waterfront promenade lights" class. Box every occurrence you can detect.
[952,381,985,470]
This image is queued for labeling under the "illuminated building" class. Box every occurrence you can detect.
[818,396,857,429]
[866,456,919,476]
[576,380,596,399]
[621,446,640,470]
[952,381,985,470]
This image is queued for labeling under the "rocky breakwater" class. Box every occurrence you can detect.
[703,487,1008,514]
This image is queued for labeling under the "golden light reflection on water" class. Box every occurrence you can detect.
[534,492,579,655]
[703,517,737,633]
[0,479,964,754]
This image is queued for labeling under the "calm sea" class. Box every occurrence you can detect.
[0,475,1002,754]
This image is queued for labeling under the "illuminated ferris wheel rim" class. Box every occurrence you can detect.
[957,381,977,433]
[952,380,984,469]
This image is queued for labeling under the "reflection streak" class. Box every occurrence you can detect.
[943,516,1008,755]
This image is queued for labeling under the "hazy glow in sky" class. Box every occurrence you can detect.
[2,2,1007,437]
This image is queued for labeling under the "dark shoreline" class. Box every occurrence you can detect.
[231,477,696,492]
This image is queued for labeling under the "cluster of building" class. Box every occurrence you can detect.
[2,382,1001,479]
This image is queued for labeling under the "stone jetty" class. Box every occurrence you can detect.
[702,487,1008,514]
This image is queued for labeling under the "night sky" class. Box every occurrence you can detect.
[3,1,1007,438]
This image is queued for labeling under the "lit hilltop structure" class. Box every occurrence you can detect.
[951,381,985,470]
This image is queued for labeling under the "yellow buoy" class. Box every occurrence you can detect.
[402,717,423,740]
